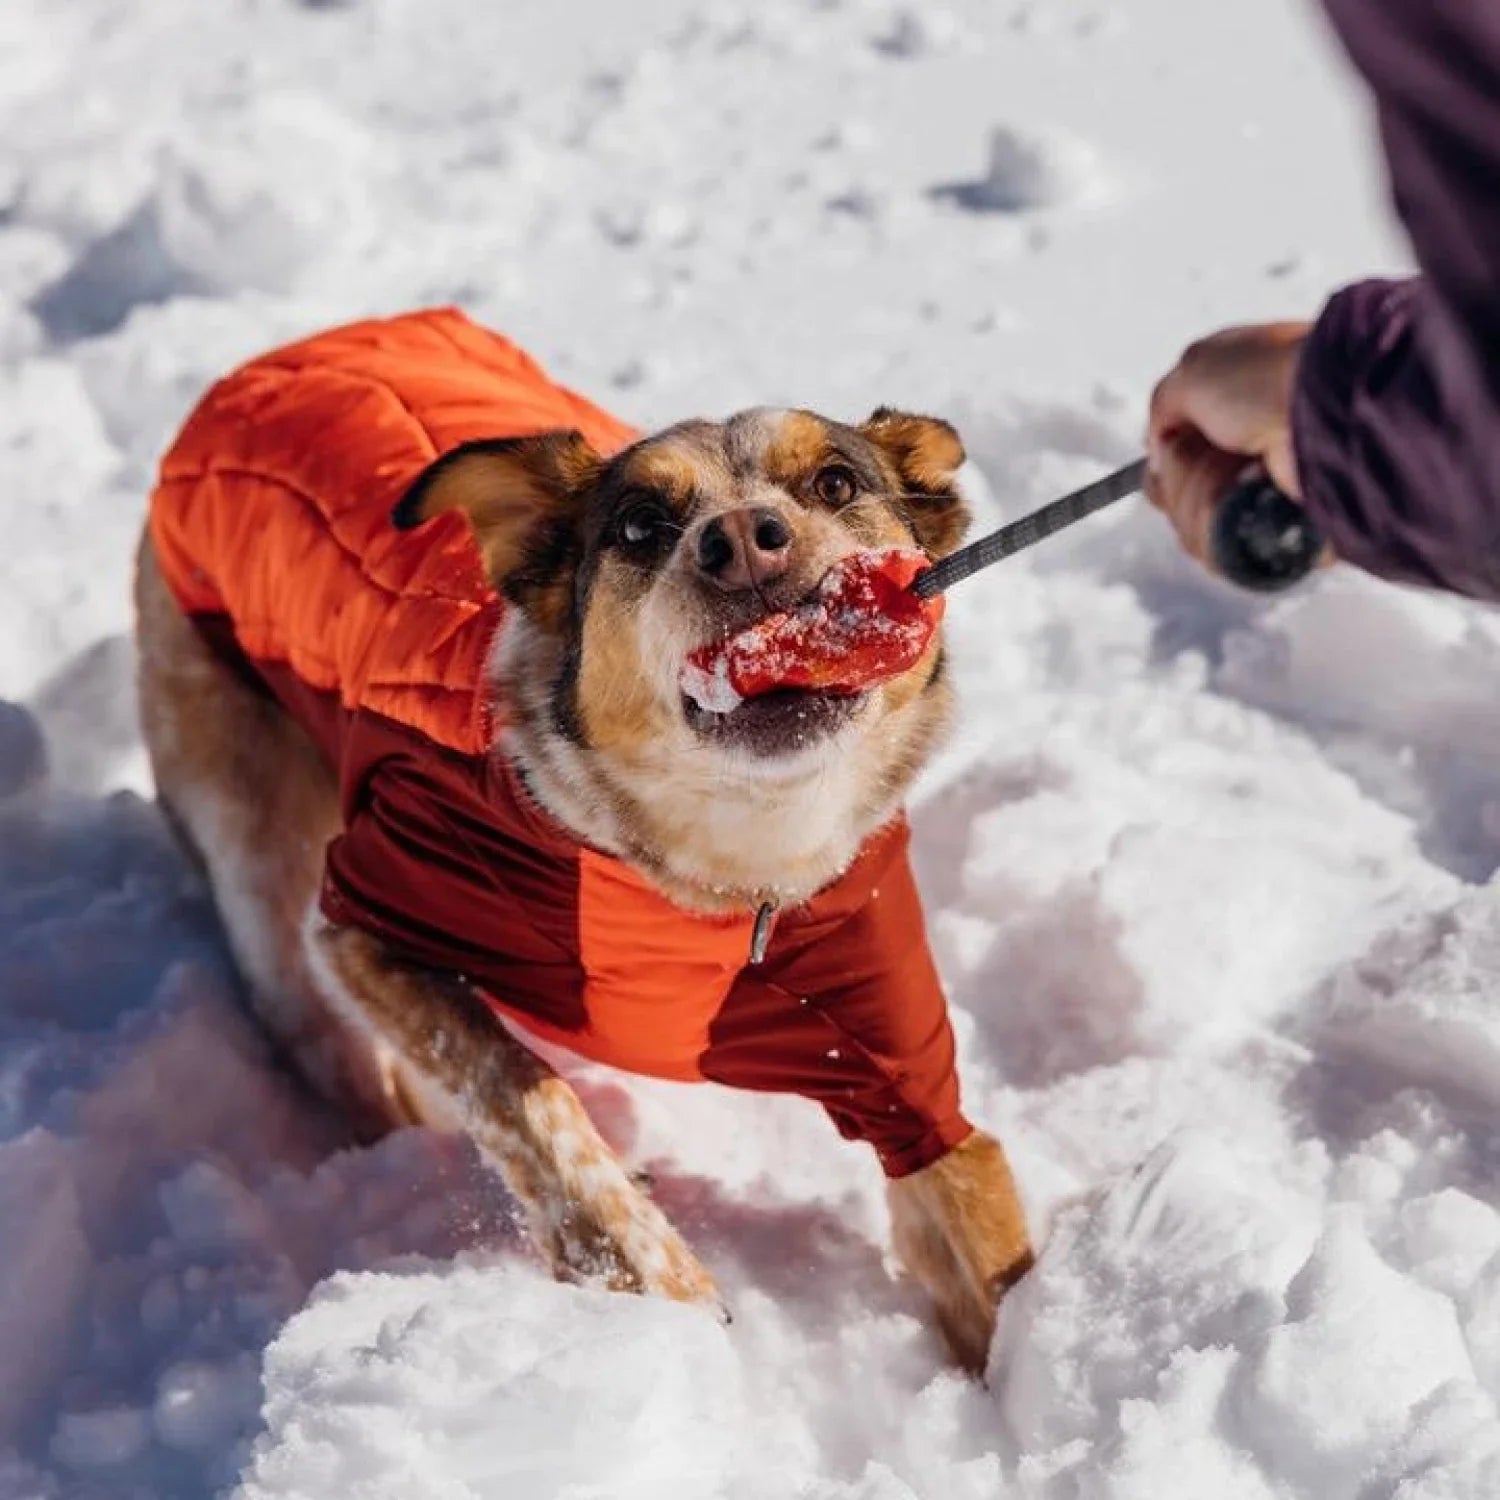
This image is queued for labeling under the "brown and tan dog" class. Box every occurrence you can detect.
[133,311,1031,1370]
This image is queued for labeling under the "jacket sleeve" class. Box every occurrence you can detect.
[700,834,972,1178]
[1293,1,1500,599]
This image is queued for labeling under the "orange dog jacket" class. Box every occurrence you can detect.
[149,308,971,1176]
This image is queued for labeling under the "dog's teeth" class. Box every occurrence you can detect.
[680,659,743,714]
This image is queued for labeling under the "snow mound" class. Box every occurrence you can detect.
[237,1266,741,1499]
[995,1129,1500,1500]
[1311,886,1500,1112]
[932,125,1114,215]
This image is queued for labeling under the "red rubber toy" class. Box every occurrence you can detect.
[681,549,943,711]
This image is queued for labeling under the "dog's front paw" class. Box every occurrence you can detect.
[547,1185,722,1311]
[888,1131,1033,1372]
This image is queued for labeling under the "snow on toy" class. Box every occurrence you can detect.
[681,548,942,712]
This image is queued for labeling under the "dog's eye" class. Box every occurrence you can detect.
[616,500,671,549]
[812,464,858,508]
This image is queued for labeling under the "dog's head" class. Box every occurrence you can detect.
[394,408,970,910]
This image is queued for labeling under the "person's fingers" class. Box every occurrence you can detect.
[1262,427,1301,501]
[1146,364,1195,472]
[1147,339,1252,465]
[1145,322,1311,497]
[1145,429,1249,571]
[1144,430,1207,563]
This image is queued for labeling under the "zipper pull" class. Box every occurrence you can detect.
[750,901,779,965]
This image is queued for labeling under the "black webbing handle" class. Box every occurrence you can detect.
[912,459,1147,599]
[912,458,1318,597]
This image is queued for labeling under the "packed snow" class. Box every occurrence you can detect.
[6,0,1500,1497]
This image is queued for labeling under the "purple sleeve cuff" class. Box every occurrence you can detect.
[1292,277,1500,598]
[1293,279,1418,572]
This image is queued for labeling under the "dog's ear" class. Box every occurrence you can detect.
[860,409,971,559]
[393,432,600,627]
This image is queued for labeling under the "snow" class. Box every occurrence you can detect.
[240,1267,744,1499]
[4,0,1499,1497]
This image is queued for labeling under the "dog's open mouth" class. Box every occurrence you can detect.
[681,683,865,755]
[680,548,939,715]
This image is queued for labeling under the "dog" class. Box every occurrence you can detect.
[133,309,1032,1370]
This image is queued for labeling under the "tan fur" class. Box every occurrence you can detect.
[135,537,717,1306]
[888,1132,1034,1372]
[573,579,681,761]
[860,409,972,558]
[762,408,837,487]
[309,923,718,1301]
[618,438,728,502]
[402,431,598,583]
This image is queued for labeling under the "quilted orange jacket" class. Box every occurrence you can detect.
[149,309,971,1176]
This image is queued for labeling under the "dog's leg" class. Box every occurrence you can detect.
[888,1131,1033,1372]
[136,535,717,1306]
[135,535,400,1134]
[309,921,720,1306]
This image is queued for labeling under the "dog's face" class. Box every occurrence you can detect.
[394,407,970,909]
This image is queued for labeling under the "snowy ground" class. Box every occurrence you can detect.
[6,1,1500,1496]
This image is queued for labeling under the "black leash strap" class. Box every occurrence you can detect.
[911,459,1148,599]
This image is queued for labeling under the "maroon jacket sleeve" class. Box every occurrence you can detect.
[1293,1,1500,599]
[701,828,972,1178]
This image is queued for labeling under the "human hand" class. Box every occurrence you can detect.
[1145,322,1324,571]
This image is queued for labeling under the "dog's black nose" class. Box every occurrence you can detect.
[696,507,793,591]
